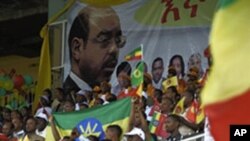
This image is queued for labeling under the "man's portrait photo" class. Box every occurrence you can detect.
[63,5,126,94]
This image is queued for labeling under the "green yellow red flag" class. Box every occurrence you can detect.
[125,45,142,61]
[47,98,131,140]
[201,0,250,140]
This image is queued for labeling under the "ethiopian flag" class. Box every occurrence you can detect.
[162,76,178,93]
[125,45,142,61]
[201,0,250,141]
[172,97,185,115]
[131,62,144,87]
[51,98,131,140]
[149,112,168,138]
[131,62,144,96]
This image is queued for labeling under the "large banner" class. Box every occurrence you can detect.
[63,0,217,93]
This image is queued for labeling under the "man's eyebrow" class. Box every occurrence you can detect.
[96,30,112,37]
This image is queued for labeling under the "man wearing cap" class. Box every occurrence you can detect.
[35,112,49,138]
[124,127,145,141]
[75,90,88,110]
[35,95,52,117]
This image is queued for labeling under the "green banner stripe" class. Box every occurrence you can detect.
[53,98,131,129]
[218,0,236,9]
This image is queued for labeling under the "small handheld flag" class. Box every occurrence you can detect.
[125,45,142,61]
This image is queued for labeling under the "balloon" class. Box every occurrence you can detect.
[13,75,24,89]
[13,89,19,95]
[23,75,33,86]
[0,75,7,81]
[0,80,3,88]
[4,80,14,91]
[0,88,6,96]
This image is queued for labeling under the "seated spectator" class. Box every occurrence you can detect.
[164,114,182,141]
[35,112,48,138]
[93,98,104,107]
[105,124,123,141]
[124,127,145,141]
[164,86,180,105]
[10,110,22,120]
[2,108,11,122]
[75,90,88,111]
[63,99,75,112]
[99,81,113,104]
[23,117,45,141]
[51,87,65,112]
[87,135,99,141]
[89,86,101,107]
[108,93,117,102]
[12,117,25,140]
[79,103,89,110]
[19,106,31,122]
[43,88,53,105]
[35,95,52,117]
[160,97,174,115]
[1,121,17,141]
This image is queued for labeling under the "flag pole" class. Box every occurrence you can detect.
[141,44,144,61]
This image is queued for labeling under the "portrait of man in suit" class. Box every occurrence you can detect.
[63,5,126,94]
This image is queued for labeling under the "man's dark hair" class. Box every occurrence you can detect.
[168,114,181,123]
[169,55,185,77]
[106,94,117,102]
[55,87,65,95]
[116,61,132,77]
[167,86,180,102]
[63,99,75,107]
[11,110,23,119]
[62,136,70,140]
[107,124,123,139]
[87,135,99,141]
[152,57,164,69]
[154,89,163,103]
[68,12,90,60]
[2,107,11,114]
[43,88,52,102]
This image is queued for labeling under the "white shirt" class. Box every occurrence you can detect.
[152,77,165,90]
[70,71,92,91]
[13,130,25,139]
[36,128,46,138]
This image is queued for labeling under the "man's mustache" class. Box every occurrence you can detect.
[104,57,118,68]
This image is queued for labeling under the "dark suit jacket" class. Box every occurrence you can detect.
[63,75,81,95]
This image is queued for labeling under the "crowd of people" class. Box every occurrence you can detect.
[0,4,213,141]
[0,46,211,141]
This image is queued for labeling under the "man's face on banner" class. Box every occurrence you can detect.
[152,60,164,83]
[78,9,125,87]
[172,57,182,76]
